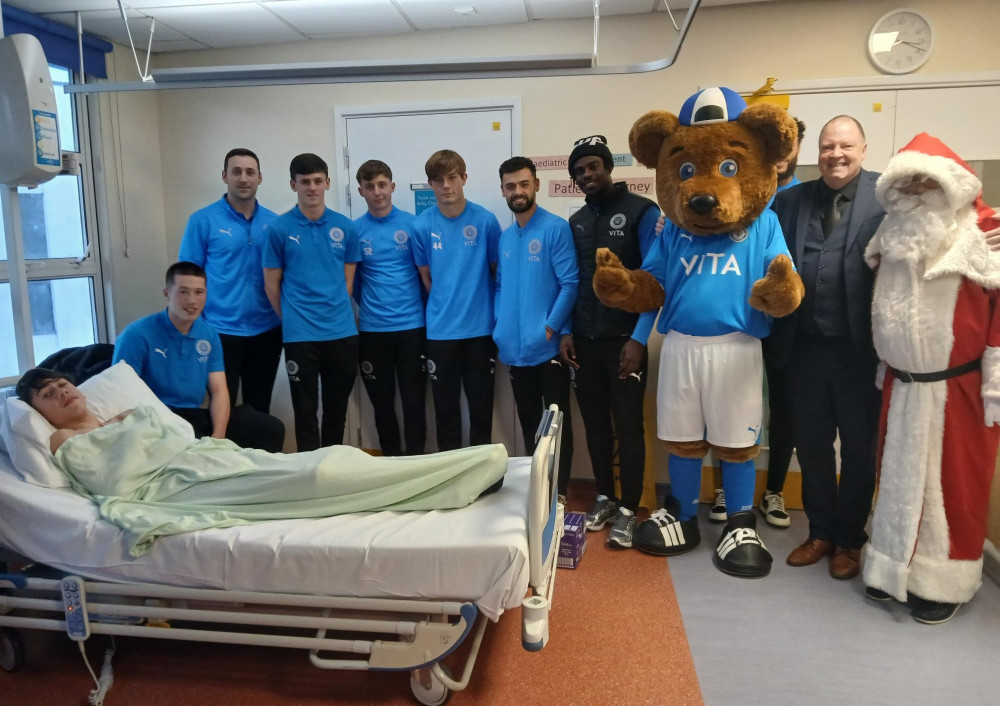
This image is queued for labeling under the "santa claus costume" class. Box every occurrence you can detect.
[863,133,1000,619]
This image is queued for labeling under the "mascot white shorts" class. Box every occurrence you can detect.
[656,330,763,448]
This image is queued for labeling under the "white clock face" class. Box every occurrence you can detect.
[868,9,934,74]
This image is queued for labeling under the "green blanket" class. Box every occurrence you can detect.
[55,406,508,557]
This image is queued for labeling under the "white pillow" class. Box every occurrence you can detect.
[0,361,194,487]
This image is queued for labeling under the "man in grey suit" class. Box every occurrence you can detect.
[769,115,886,581]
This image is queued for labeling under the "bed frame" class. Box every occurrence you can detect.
[0,407,565,705]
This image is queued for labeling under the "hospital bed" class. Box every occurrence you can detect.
[0,407,565,705]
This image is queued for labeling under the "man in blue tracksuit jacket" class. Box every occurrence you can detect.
[493,157,578,495]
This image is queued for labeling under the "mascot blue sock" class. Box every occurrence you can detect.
[668,454,703,521]
[720,459,756,517]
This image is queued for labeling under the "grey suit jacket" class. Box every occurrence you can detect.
[767,169,885,369]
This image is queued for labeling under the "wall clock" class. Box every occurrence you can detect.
[867,9,934,74]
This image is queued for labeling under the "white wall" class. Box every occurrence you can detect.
[92,0,1000,474]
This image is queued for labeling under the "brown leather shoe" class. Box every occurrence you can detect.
[786,538,834,566]
[830,546,861,579]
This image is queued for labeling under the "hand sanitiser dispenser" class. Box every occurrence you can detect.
[0,33,61,187]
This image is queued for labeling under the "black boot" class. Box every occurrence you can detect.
[713,510,772,578]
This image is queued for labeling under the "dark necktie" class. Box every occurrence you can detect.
[823,192,846,238]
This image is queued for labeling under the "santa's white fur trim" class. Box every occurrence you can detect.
[863,545,914,602]
[876,151,981,213]
[865,537,986,604]
[908,553,984,604]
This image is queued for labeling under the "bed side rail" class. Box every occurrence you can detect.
[522,404,564,651]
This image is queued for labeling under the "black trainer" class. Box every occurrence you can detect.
[712,511,772,578]
[911,599,961,625]
[865,586,895,602]
[633,496,701,557]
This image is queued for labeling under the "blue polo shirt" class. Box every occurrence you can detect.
[411,200,501,340]
[493,207,579,367]
[178,195,281,337]
[354,206,424,333]
[261,205,361,343]
[112,309,224,409]
[637,209,792,340]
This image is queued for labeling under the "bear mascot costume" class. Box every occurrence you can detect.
[862,133,1000,624]
[593,87,803,578]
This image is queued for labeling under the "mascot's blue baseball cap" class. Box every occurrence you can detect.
[678,87,746,126]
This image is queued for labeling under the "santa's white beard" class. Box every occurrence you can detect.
[878,186,958,264]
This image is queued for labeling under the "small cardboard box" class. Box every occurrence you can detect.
[558,511,587,569]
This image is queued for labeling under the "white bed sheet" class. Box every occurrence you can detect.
[0,451,531,622]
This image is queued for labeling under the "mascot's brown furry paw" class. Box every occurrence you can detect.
[749,253,804,317]
[593,247,665,313]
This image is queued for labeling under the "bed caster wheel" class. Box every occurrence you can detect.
[410,663,451,705]
[0,628,25,672]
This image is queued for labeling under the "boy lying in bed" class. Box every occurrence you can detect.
[16,368,507,557]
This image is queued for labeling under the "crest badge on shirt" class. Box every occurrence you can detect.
[730,228,749,243]
[609,213,627,237]
[329,227,345,248]
[528,238,542,262]
[196,338,212,362]
[393,230,409,250]
[462,225,478,247]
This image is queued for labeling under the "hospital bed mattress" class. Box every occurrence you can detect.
[0,452,531,621]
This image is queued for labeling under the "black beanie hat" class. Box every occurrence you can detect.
[568,135,613,177]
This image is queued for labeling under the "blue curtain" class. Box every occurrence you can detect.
[2,5,113,79]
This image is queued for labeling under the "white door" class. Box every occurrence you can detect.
[335,99,522,455]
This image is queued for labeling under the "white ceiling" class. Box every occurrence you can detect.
[1,0,767,54]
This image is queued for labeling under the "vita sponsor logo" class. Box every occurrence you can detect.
[680,253,742,277]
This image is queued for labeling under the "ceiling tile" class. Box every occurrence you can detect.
[43,10,191,46]
[263,0,412,36]
[144,3,305,48]
[395,0,529,31]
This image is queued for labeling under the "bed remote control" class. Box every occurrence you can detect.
[61,575,91,641]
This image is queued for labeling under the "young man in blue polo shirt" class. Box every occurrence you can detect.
[178,148,282,414]
[113,261,284,452]
[354,159,426,456]
[263,153,361,452]
[411,150,501,450]
[493,156,578,496]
